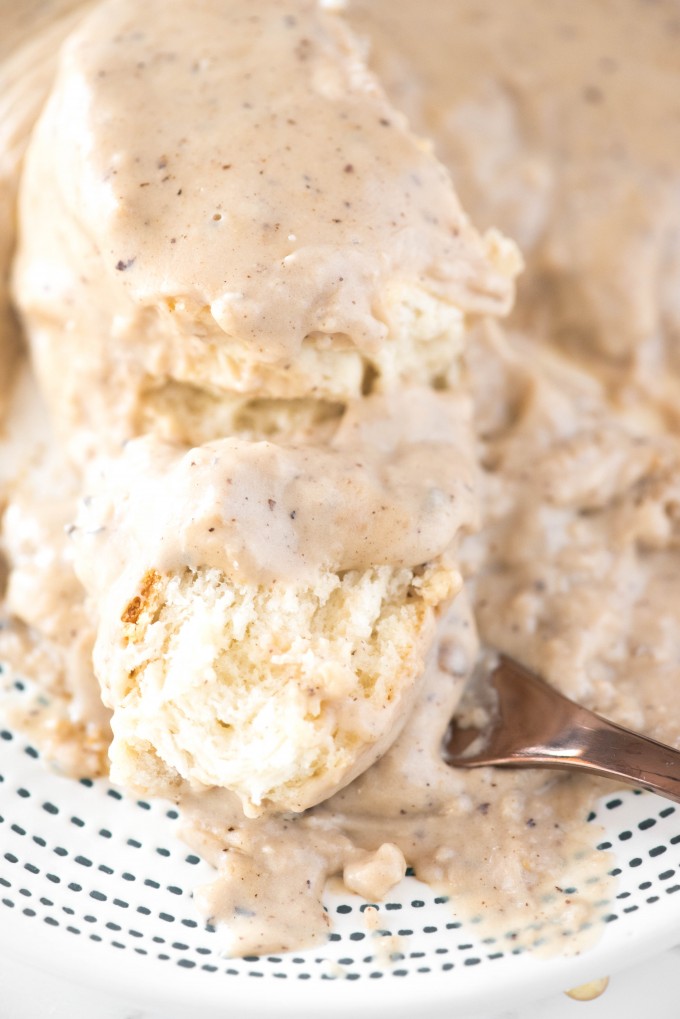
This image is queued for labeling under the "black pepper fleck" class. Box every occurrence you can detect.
[583,84,604,104]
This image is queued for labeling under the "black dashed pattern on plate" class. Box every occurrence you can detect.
[0,724,679,983]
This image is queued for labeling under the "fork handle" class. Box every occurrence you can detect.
[493,658,680,804]
[510,714,680,804]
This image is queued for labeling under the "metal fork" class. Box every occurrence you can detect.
[443,655,680,804]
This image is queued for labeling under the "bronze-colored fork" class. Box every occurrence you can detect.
[443,655,680,804]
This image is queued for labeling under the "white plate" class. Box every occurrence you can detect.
[0,710,679,1018]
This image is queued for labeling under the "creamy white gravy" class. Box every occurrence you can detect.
[1,0,680,959]
[348,0,680,421]
[11,0,517,461]
[74,389,476,596]
[0,0,94,415]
